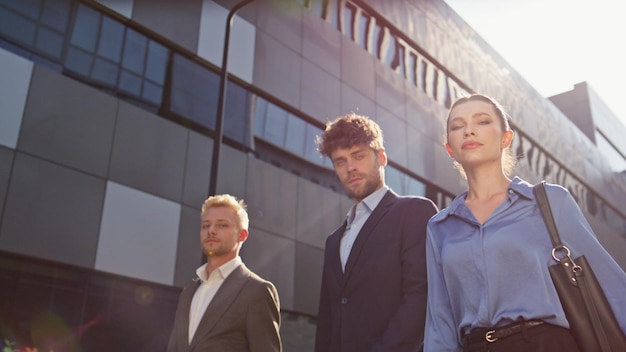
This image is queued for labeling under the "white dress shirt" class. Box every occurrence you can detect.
[188,256,242,343]
[340,186,388,270]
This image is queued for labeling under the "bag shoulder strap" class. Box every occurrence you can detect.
[532,181,565,248]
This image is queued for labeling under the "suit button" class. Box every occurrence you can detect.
[341,298,348,304]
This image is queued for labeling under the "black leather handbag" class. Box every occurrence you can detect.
[534,181,626,352]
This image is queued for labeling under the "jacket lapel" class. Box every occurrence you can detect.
[328,221,348,283]
[176,280,200,350]
[343,190,396,277]
[188,264,250,350]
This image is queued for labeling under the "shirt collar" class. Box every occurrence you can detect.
[346,185,389,223]
[431,176,534,223]
[195,256,242,282]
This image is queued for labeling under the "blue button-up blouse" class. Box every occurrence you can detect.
[424,177,626,351]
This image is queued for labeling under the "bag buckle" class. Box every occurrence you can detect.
[552,246,582,271]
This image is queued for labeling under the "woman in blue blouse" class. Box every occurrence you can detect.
[424,94,626,352]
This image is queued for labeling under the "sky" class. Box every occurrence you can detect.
[443,0,626,127]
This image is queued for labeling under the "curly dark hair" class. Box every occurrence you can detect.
[315,113,384,157]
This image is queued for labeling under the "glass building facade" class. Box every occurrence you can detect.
[0,0,625,351]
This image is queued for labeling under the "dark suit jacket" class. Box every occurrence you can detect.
[315,190,438,352]
[167,263,281,352]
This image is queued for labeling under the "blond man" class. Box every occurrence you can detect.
[167,194,281,352]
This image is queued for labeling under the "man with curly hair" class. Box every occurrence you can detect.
[314,113,438,352]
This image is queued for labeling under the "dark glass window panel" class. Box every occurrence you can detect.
[170,87,193,118]
[0,0,41,20]
[263,103,288,147]
[122,29,147,75]
[253,97,268,137]
[41,0,71,32]
[170,53,219,129]
[142,80,162,105]
[304,123,325,166]
[35,26,63,58]
[91,57,118,86]
[65,46,93,76]
[71,4,100,52]
[119,69,142,97]
[285,113,306,156]
[0,10,37,46]
[224,82,251,146]
[144,40,167,84]
[97,16,124,62]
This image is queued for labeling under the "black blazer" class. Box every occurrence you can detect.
[167,263,281,352]
[315,190,438,352]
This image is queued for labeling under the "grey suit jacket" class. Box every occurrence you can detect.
[167,263,281,352]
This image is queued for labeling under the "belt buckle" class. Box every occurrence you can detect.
[485,330,498,343]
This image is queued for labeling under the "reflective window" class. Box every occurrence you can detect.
[65,4,168,106]
[285,114,307,156]
[41,0,71,32]
[0,0,69,61]
[224,81,253,147]
[343,3,355,41]
[255,99,288,147]
[406,177,426,197]
[304,123,331,167]
[357,11,370,50]
[372,22,382,59]
[170,54,252,147]
[253,96,330,168]
[98,17,124,61]
[382,30,396,68]
[0,9,37,47]
[70,4,99,52]
[386,166,426,197]
[170,53,219,129]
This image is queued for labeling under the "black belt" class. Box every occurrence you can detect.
[464,320,544,344]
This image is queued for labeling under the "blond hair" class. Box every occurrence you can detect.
[201,194,249,230]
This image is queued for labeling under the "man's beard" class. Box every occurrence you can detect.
[343,171,382,201]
